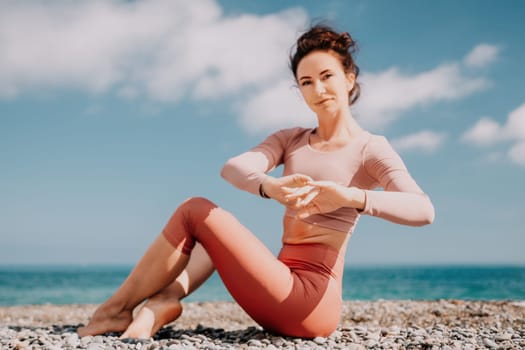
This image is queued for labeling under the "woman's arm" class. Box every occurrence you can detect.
[359,190,434,226]
[221,128,292,196]
[358,135,435,226]
[221,128,315,205]
[287,135,434,226]
[221,147,314,206]
[220,150,272,196]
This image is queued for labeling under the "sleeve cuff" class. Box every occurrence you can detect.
[252,173,270,196]
[359,190,374,216]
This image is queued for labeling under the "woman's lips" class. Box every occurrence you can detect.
[316,98,333,105]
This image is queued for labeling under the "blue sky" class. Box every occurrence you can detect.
[1,0,524,266]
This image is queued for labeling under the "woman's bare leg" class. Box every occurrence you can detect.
[77,234,190,336]
[121,243,214,338]
[79,196,295,337]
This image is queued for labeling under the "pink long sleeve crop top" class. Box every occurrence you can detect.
[221,127,434,234]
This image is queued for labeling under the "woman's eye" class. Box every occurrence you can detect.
[301,81,311,86]
[322,74,333,80]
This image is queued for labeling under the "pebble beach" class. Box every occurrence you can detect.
[1,300,524,349]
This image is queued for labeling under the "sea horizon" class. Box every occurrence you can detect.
[2,262,525,271]
[1,264,524,306]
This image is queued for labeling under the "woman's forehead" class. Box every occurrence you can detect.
[296,51,343,77]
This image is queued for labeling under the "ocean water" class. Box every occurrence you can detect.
[0,265,524,306]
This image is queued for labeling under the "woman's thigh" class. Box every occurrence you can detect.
[163,197,342,336]
[163,198,293,315]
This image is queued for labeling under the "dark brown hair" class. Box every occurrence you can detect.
[290,24,360,105]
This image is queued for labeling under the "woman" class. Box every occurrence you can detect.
[78,24,434,339]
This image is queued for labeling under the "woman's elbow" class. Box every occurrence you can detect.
[419,195,435,226]
[219,164,228,180]
[220,159,235,181]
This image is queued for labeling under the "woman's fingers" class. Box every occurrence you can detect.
[284,181,330,201]
[293,173,314,183]
[276,177,339,211]
[296,189,319,207]
[282,174,313,188]
[284,185,314,199]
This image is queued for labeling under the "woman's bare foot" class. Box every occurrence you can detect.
[120,296,183,339]
[77,303,133,337]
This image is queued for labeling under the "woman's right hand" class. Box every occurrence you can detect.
[261,174,313,207]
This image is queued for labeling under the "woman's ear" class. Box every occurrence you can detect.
[346,73,355,91]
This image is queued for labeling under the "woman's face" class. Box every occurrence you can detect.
[296,50,354,115]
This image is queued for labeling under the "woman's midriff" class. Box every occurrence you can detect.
[282,215,350,252]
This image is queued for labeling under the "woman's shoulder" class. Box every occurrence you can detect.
[267,126,313,144]
[254,126,313,152]
[272,126,313,137]
[361,132,398,158]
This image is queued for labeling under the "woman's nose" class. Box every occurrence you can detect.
[314,81,326,95]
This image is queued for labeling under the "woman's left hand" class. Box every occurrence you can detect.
[285,181,366,219]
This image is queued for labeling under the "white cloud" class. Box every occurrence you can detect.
[464,44,500,68]
[463,102,525,167]
[463,104,525,145]
[238,79,315,133]
[391,130,447,153]
[0,0,180,95]
[508,141,525,166]
[461,117,504,146]
[505,103,525,140]
[0,0,307,101]
[0,1,499,141]
[354,63,489,130]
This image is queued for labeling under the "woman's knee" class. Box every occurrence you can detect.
[175,197,218,232]
[180,196,215,208]
[179,197,217,217]
[162,197,217,250]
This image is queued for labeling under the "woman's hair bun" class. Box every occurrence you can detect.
[335,32,356,53]
[290,24,361,106]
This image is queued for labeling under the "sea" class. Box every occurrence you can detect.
[1,265,524,306]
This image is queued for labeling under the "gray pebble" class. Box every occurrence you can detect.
[496,333,513,341]
[354,326,367,334]
[87,343,106,350]
[365,339,378,348]
[93,335,105,343]
[64,333,79,347]
[313,336,326,344]
[46,346,62,350]
[270,337,284,347]
[346,344,366,350]
[366,332,380,341]
[247,339,263,347]
[483,337,498,348]
[264,345,278,350]
[329,330,342,339]
[2,301,525,350]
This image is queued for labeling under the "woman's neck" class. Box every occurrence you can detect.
[315,109,363,141]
